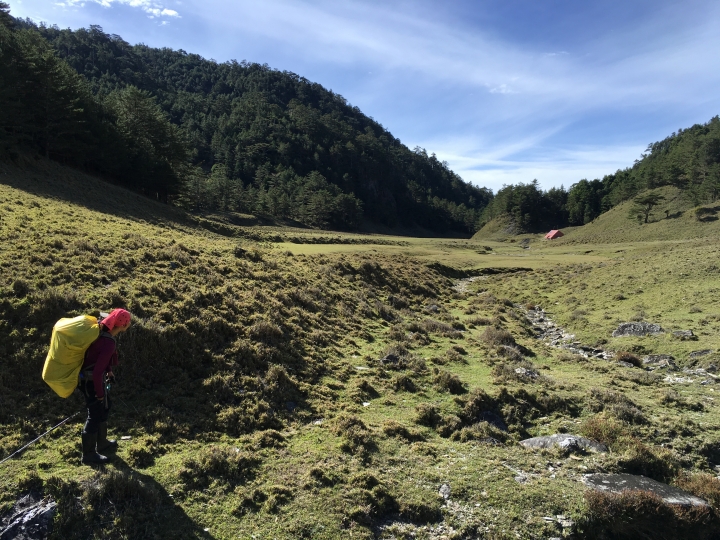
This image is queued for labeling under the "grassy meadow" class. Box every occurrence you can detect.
[1,159,720,539]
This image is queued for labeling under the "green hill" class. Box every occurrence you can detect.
[1,7,491,233]
[555,185,720,244]
[3,157,720,540]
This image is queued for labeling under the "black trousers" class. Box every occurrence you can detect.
[80,379,111,435]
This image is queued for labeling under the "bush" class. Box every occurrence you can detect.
[332,415,377,456]
[675,472,720,509]
[433,369,466,394]
[450,421,507,444]
[382,420,425,442]
[415,403,442,427]
[481,326,516,347]
[616,351,643,367]
[179,445,260,490]
[581,488,715,540]
[579,414,629,447]
[588,388,646,424]
[392,374,417,392]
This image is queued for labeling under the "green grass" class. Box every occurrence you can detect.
[1,158,720,539]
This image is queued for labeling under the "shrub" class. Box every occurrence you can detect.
[382,420,425,442]
[433,369,466,394]
[616,351,643,367]
[421,318,462,338]
[466,316,492,327]
[392,374,417,392]
[588,388,646,424]
[481,326,516,347]
[351,379,380,400]
[580,488,715,540]
[450,421,507,444]
[444,348,466,363]
[415,403,442,427]
[11,279,29,297]
[179,445,260,490]
[579,414,629,447]
[332,415,377,456]
[675,472,720,509]
[249,320,284,344]
[254,429,286,448]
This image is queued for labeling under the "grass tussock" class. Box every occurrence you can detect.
[332,415,377,457]
[588,388,647,424]
[580,489,717,540]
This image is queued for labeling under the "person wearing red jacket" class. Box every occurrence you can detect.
[79,308,131,465]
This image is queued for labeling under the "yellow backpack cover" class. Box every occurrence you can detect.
[42,315,100,398]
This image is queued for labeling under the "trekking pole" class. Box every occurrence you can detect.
[0,411,82,466]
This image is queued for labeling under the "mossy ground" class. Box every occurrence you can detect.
[1,159,720,539]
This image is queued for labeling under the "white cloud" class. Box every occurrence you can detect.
[429,139,645,193]
[62,0,180,17]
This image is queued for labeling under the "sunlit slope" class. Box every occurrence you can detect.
[558,186,720,244]
[2,159,720,540]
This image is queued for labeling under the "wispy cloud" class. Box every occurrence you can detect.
[60,0,180,18]
[24,0,720,190]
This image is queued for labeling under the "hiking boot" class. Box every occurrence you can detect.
[97,422,118,452]
[81,432,109,465]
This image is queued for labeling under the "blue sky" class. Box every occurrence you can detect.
[9,0,720,193]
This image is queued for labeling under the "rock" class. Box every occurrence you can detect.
[520,434,609,453]
[616,361,635,368]
[438,483,451,500]
[582,473,708,507]
[612,322,664,337]
[427,304,440,313]
[673,330,697,341]
[690,349,713,358]
[478,437,503,446]
[642,354,677,370]
[0,493,56,540]
[664,375,695,384]
[478,411,508,432]
[380,354,400,365]
[514,367,539,379]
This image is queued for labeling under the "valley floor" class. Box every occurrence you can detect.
[1,162,720,539]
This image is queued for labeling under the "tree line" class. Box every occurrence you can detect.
[478,116,720,232]
[4,3,718,233]
[1,8,492,232]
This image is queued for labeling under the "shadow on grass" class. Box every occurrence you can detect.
[0,158,190,228]
[46,454,218,540]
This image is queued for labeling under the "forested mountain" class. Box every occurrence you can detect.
[0,6,492,232]
[478,116,720,233]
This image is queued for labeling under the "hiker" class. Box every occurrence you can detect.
[79,308,131,465]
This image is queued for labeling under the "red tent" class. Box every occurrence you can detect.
[545,230,564,239]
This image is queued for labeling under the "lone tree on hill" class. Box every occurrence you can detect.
[628,192,666,224]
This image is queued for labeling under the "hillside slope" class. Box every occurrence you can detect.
[2,161,720,540]
[557,185,720,244]
[7,16,491,233]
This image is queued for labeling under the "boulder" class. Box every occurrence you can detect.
[642,354,677,371]
[689,349,713,359]
[519,434,608,453]
[0,493,56,540]
[612,322,664,337]
[672,330,696,341]
[514,367,539,379]
[582,473,708,507]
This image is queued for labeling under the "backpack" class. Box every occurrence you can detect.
[42,315,101,398]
